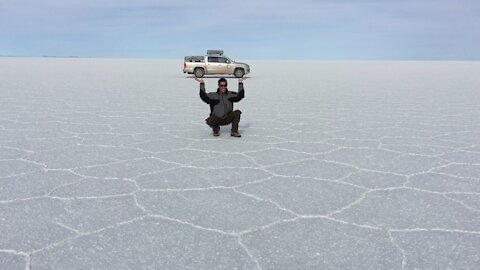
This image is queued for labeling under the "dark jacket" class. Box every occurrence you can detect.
[199,82,244,118]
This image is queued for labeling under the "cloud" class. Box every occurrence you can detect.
[1,0,479,59]
[2,0,478,33]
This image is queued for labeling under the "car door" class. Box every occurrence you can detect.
[217,57,233,74]
[207,56,221,74]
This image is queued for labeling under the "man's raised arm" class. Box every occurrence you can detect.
[228,78,246,102]
[195,78,213,104]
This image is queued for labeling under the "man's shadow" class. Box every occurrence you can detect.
[216,122,251,134]
[238,122,252,133]
[185,75,251,79]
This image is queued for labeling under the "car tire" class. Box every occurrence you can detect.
[234,68,245,78]
[194,68,205,78]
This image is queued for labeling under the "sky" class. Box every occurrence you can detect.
[1,0,479,60]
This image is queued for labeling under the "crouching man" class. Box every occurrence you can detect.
[195,77,246,137]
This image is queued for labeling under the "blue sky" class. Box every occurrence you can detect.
[1,0,479,60]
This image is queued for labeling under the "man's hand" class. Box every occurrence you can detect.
[238,77,247,83]
[194,78,204,83]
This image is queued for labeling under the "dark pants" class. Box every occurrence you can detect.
[205,110,242,133]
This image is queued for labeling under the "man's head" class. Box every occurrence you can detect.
[218,78,227,93]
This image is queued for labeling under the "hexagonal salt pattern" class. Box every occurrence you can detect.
[1,59,479,269]
[242,218,403,270]
[0,252,27,270]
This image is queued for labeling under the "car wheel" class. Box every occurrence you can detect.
[234,68,245,78]
[194,68,205,78]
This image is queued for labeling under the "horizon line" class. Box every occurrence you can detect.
[1,55,480,62]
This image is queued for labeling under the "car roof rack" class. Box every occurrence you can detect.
[207,50,223,56]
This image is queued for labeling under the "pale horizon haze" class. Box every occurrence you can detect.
[1,0,479,60]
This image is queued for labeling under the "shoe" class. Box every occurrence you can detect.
[230,132,241,137]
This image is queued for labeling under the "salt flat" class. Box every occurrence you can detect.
[1,58,479,269]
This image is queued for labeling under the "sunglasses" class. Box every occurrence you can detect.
[219,84,227,87]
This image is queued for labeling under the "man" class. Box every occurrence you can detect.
[195,77,246,137]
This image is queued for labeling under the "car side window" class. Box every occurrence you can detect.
[218,57,229,64]
[208,56,219,63]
